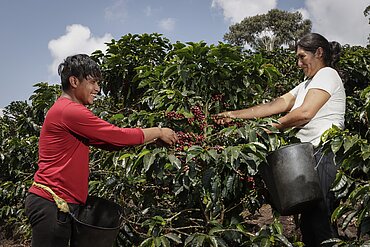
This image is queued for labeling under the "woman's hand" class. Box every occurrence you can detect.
[213,112,234,125]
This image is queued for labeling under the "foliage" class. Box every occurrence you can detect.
[0,82,60,242]
[319,126,370,245]
[92,33,172,107]
[89,39,300,246]
[0,33,370,246]
[364,5,370,43]
[224,9,312,51]
[338,46,370,136]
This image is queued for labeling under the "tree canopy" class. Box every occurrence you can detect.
[365,5,370,43]
[224,9,312,51]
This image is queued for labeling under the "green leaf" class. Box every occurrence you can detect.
[153,215,166,225]
[160,236,171,247]
[185,234,206,247]
[229,147,241,164]
[331,172,347,192]
[260,237,271,247]
[361,144,370,160]
[154,236,162,246]
[119,153,134,160]
[348,184,369,203]
[209,236,219,247]
[184,235,195,246]
[225,174,236,195]
[343,135,358,153]
[164,233,182,244]
[186,146,204,162]
[187,145,204,153]
[342,211,357,230]
[274,234,293,247]
[168,154,182,170]
[249,141,267,151]
[143,153,156,172]
[331,137,343,154]
[163,64,178,78]
[331,205,351,222]
[271,221,283,235]
[139,237,154,247]
[207,149,218,161]
[237,127,248,139]
[109,113,124,121]
[138,149,151,159]
[209,226,224,235]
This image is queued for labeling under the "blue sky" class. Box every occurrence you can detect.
[0,0,369,109]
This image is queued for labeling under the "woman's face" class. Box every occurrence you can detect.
[296,47,324,79]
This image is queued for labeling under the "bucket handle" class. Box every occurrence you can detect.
[313,147,341,171]
[69,211,125,230]
[314,148,324,171]
[68,203,125,230]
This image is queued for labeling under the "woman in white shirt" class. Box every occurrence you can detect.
[217,33,345,246]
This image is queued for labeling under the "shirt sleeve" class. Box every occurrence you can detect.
[289,84,300,98]
[60,102,144,148]
[307,68,340,96]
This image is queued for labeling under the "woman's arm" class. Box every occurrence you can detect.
[215,92,296,124]
[273,88,330,129]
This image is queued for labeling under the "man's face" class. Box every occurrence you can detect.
[73,76,100,105]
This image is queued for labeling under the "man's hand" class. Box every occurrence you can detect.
[158,127,179,145]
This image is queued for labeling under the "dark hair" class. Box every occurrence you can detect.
[296,33,341,68]
[58,54,102,91]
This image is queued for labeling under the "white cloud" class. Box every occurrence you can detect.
[212,0,369,46]
[144,5,163,18]
[294,8,310,20]
[104,0,128,22]
[159,18,176,31]
[48,24,113,77]
[305,0,369,46]
[144,6,153,16]
[212,0,277,23]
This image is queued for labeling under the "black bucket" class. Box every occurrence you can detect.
[70,196,123,247]
[259,142,323,216]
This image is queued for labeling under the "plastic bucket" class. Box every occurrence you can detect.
[70,196,123,247]
[259,142,323,216]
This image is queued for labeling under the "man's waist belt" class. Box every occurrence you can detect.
[32,181,70,213]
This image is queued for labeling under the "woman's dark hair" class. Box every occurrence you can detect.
[296,33,341,68]
[58,54,102,91]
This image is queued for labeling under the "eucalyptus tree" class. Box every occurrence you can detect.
[224,9,312,51]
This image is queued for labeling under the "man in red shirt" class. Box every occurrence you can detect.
[25,54,178,247]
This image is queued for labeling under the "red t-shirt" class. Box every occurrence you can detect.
[29,97,144,204]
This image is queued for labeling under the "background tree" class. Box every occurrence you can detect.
[92,33,172,107]
[224,9,312,51]
[365,5,370,44]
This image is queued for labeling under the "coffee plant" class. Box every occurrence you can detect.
[0,33,369,246]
